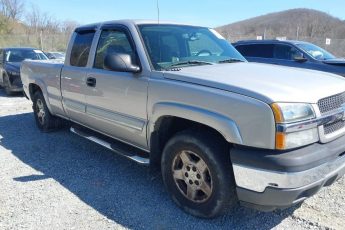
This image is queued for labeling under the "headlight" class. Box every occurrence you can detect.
[271,103,318,150]
[271,103,315,123]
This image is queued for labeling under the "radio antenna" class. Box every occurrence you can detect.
[156,0,160,24]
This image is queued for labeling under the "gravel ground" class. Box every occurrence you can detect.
[0,90,344,230]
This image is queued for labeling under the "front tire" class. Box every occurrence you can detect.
[161,130,237,218]
[33,91,64,132]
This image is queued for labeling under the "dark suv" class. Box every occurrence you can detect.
[0,47,48,95]
[233,40,345,77]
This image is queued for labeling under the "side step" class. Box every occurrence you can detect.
[70,125,150,165]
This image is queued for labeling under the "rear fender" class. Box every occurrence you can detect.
[29,79,53,113]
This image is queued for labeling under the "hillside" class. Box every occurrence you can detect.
[216,9,345,56]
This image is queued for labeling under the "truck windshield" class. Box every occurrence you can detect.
[6,49,49,62]
[296,43,335,60]
[138,24,246,70]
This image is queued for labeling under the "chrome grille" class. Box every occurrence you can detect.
[317,92,345,114]
[318,92,345,137]
[324,120,345,135]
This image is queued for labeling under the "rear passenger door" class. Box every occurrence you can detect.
[61,28,96,124]
[272,44,307,68]
[84,25,149,150]
[235,44,275,64]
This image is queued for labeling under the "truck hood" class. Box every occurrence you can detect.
[163,62,345,104]
[322,58,345,66]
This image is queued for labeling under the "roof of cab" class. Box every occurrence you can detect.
[233,39,312,46]
[1,47,39,51]
[74,19,204,32]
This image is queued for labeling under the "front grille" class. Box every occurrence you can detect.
[318,92,345,136]
[324,120,345,135]
[317,92,345,114]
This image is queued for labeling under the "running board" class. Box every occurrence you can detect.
[70,125,150,165]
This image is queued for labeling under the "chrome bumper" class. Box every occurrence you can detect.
[233,153,345,192]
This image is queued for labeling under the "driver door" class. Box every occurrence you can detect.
[84,25,149,150]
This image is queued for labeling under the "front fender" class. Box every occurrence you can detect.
[149,102,243,145]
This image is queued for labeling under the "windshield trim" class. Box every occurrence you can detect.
[134,24,155,72]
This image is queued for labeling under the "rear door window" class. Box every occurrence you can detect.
[70,30,95,67]
[236,44,274,58]
[273,44,299,60]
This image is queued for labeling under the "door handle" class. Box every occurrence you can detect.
[86,77,96,87]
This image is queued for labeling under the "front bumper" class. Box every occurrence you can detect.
[7,86,23,92]
[231,134,345,211]
[6,74,23,92]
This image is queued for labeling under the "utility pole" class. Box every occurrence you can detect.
[296,26,300,40]
[40,29,44,51]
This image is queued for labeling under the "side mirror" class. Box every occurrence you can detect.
[293,52,307,63]
[104,52,140,73]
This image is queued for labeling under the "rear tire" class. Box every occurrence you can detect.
[161,130,237,218]
[32,91,64,132]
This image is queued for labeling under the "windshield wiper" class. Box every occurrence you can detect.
[166,60,214,69]
[218,58,245,64]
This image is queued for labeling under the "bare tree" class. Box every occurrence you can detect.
[25,4,54,49]
[61,20,79,35]
[25,4,49,34]
[0,0,24,21]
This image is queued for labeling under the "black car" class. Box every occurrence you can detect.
[0,47,48,95]
[233,40,345,77]
[45,51,65,60]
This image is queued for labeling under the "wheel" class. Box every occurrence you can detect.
[32,91,64,132]
[161,130,237,218]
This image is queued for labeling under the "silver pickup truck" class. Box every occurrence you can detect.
[21,20,345,218]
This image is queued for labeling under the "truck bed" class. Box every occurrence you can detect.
[21,59,65,116]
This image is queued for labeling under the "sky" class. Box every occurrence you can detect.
[24,0,345,28]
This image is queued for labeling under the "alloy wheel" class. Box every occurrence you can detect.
[36,99,46,125]
[172,150,213,203]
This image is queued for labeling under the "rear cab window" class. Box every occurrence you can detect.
[70,30,96,67]
[236,44,274,58]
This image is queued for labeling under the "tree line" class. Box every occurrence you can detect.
[0,0,78,51]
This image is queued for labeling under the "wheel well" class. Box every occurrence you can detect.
[29,84,42,100]
[150,116,229,168]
